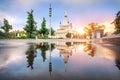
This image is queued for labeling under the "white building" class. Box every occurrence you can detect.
[92,29,104,38]
[55,12,74,38]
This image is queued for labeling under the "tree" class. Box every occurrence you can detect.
[89,23,98,37]
[84,22,105,38]
[1,18,12,33]
[66,32,72,38]
[24,9,37,38]
[50,27,55,36]
[39,17,49,38]
[37,42,49,62]
[84,27,92,38]
[113,11,120,34]
[88,22,98,30]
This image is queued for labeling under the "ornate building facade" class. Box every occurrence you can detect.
[55,12,74,38]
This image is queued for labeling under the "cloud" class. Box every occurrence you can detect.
[0,12,16,24]
[14,0,49,7]
[60,0,104,6]
[0,12,24,29]
[14,0,101,8]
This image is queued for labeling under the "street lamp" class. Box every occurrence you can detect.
[49,4,52,38]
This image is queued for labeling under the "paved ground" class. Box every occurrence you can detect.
[0,37,120,44]
[0,39,91,43]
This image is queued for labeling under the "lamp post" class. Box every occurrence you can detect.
[49,4,52,38]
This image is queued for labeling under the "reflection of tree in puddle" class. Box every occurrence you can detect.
[36,42,49,62]
[37,42,55,62]
[84,42,120,70]
[50,43,55,52]
[83,42,95,57]
[25,42,55,70]
[25,41,120,71]
[25,44,37,70]
[66,42,72,47]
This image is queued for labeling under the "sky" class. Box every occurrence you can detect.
[0,0,120,30]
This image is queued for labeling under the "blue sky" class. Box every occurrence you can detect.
[0,0,120,30]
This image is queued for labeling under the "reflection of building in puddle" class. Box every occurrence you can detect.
[55,42,73,64]
[55,42,87,72]
[60,49,72,64]
[55,42,87,64]
[55,42,74,72]
[55,42,86,71]
[73,42,86,53]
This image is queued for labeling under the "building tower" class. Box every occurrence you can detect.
[63,11,69,25]
[55,11,73,38]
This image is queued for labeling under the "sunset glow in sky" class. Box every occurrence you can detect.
[0,0,120,32]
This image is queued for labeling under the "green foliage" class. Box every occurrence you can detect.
[0,31,15,39]
[84,22,105,38]
[49,27,55,36]
[0,31,8,39]
[66,32,72,38]
[114,11,120,34]
[18,36,27,39]
[39,17,49,38]
[1,18,12,33]
[24,9,37,38]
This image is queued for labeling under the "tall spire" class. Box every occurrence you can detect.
[63,11,69,25]
[64,10,67,17]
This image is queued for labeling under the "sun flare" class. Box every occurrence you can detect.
[76,27,85,34]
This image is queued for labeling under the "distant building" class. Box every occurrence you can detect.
[55,12,74,38]
[92,29,104,38]
[13,30,26,37]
